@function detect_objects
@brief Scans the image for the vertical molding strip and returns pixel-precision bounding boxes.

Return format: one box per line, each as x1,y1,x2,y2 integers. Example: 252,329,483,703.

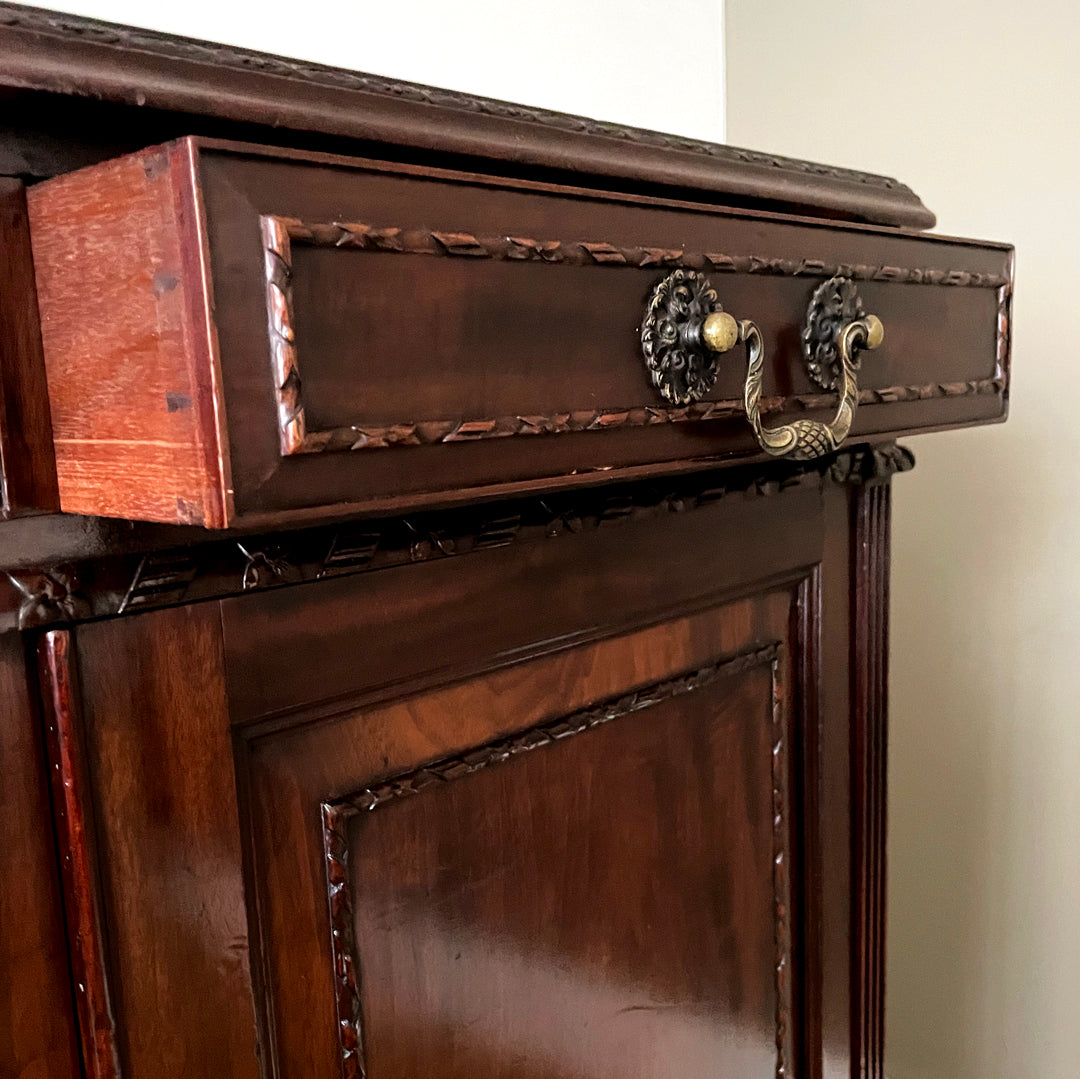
796,566,825,1079
38,630,121,1079
851,481,891,1079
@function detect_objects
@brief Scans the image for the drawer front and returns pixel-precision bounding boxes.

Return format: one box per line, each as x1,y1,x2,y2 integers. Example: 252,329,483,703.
28,138,1012,527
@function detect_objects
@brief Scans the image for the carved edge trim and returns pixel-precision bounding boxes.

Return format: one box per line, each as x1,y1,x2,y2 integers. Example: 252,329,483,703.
280,218,1008,285
38,631,122,1079
295,379,1003,454
1,446,914,631
0,3,914,198
261,215,1008,456
828,443,915,486
6,564,89,629
771,653,792,1079
997,280,1013,392
262,216,306,454
321,640,787,1079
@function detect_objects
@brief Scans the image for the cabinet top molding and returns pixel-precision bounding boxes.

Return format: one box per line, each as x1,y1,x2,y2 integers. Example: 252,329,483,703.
0,2,934,228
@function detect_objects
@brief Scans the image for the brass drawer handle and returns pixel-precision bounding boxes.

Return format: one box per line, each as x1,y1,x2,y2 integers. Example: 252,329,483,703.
641,272,883,460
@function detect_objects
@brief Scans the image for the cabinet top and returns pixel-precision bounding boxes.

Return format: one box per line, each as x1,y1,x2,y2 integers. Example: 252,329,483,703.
0,2,934,229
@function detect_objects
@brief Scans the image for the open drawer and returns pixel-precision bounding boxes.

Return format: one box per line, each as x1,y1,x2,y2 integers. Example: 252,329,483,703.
27,137,1012,527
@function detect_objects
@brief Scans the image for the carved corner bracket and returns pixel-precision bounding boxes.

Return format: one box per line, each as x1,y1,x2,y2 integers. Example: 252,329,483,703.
5,565,89,629
828,443,915,485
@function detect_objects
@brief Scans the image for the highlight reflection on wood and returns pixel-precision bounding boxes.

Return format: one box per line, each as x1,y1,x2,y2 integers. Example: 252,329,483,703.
324,643,789,1078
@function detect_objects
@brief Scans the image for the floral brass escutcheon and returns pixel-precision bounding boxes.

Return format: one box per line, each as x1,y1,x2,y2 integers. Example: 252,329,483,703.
641,269,727,406
803,275,868,390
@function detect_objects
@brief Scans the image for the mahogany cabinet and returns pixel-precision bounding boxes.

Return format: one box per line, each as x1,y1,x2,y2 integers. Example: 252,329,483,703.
0,7,1011,1079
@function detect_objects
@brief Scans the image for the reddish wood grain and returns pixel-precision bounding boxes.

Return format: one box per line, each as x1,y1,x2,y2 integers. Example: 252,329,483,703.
27,139,231,526
70,604,262,1078
37,629,119,1079
0,177,59,517
0,631,80,1079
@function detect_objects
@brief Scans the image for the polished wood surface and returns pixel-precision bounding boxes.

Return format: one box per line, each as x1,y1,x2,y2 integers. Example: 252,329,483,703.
37,631,119,1079
67,606,260,1078
0,3,934,229
0,630,79,1079
28,137,1009,526
273,599,793,1077
0,177,59,518
36,458,838,1077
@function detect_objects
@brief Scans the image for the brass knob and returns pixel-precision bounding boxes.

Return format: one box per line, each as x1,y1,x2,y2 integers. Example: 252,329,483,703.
701,311,741,354
863,313,885,351
641,270,741,406
640,270,883,460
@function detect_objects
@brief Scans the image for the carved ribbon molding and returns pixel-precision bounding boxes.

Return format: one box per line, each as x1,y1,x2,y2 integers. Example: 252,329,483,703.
260,215,1010,456
0,446,915,632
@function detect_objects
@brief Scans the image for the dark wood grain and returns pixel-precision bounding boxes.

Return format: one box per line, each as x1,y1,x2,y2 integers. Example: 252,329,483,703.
0,630,80,1079
245,589,801,1077
0,11,1012,1079
221,466,824,726
817,483,855,1077
0,453,827,631
0,177,59,517
8,442,920,1078
267,213,1005,456
851,480,892,1079
70,605,261,1078
0,2,935,229
325,643,786,1079
27,136,1010,527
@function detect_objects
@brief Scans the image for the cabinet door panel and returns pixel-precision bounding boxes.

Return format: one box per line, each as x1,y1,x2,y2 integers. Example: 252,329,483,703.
338,656,782,1079
54,472,832,1079
245,591,801,1078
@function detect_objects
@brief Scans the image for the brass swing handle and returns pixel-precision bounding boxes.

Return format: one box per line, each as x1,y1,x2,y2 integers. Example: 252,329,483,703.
640,271,883,462
738,314,883,461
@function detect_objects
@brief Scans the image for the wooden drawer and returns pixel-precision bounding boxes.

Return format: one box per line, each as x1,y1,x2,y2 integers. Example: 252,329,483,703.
27,137,1012,527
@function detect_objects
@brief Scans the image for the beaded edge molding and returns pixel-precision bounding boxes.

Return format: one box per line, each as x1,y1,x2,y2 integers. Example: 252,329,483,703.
321,640,791,1079
261,216,1010,456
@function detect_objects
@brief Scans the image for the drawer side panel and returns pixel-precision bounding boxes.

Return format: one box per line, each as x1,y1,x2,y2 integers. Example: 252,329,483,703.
28,140,230,526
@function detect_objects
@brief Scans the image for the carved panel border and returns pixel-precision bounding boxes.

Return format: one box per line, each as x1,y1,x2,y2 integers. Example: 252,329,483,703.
261,215,1009,456
321,640,791,1079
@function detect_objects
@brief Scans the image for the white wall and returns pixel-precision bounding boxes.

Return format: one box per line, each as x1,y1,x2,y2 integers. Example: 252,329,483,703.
727,3,1080,1078
16,0,725,143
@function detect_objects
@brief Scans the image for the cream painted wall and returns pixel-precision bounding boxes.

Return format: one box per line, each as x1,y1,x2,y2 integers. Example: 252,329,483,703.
14,0,725,142
727,3,1080,1078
